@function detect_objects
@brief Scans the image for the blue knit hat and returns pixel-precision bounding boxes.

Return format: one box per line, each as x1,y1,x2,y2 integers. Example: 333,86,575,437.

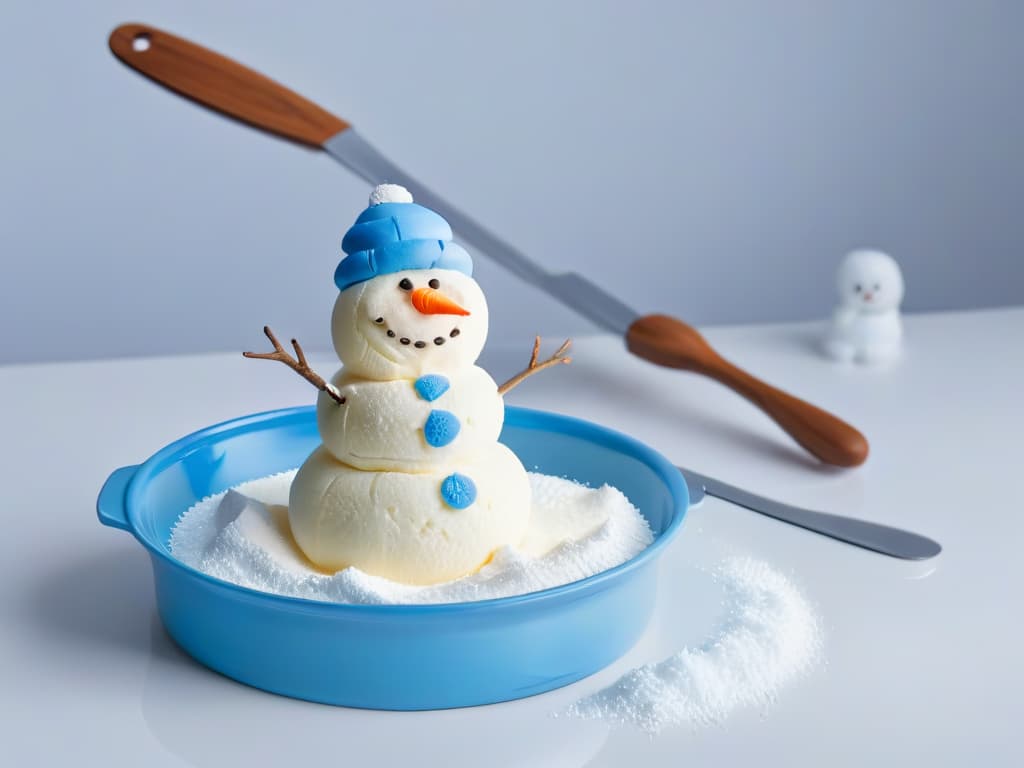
334,184,473,292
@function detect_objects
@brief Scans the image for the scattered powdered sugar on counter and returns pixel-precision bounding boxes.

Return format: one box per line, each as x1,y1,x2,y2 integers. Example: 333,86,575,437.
567,557,822,733
169,470,653,605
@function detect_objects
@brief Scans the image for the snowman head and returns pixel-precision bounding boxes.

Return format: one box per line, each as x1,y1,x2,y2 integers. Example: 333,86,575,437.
330,185,488,379
837,249,904,313
332,268,488,379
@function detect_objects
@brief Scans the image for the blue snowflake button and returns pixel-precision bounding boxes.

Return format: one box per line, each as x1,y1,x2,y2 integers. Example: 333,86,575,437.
414,374,450,402
441,473,477,510
423,409,460,447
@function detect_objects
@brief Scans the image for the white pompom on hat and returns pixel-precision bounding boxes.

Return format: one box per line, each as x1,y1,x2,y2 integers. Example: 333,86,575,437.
368,183,414,206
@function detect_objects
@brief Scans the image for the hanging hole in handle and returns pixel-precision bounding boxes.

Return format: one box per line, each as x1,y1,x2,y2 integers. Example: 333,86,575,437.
132,33,151,52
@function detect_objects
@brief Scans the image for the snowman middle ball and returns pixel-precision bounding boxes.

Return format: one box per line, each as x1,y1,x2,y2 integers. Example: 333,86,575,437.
316,364,505,473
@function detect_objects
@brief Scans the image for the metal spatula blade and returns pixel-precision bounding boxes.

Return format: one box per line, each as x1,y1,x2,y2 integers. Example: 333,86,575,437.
679,467,942,560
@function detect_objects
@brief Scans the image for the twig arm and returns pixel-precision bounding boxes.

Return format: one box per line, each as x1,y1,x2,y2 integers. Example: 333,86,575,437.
497,336,572,395
243,326,346,405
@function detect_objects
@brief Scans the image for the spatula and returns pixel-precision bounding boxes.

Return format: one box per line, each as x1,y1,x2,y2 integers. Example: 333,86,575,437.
680,467,942,559
108,22,869,468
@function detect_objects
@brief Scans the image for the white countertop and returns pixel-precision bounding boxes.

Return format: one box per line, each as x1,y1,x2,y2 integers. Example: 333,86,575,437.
2,307,1022,766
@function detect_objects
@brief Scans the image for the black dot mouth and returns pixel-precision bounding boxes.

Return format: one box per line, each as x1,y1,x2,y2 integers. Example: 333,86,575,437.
375,317,460,350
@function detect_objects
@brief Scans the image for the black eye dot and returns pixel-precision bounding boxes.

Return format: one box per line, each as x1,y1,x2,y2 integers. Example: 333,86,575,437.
854,284,862,293
414,340,426,348
399,278,413,291
434,337,445,345
874,283,881,291
387,330,396,337
450,328,460,338
374,317,384,324
400,337,410,345
428,278,440,289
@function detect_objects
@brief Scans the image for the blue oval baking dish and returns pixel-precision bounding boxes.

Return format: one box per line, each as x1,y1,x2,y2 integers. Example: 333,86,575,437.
97,405,688,710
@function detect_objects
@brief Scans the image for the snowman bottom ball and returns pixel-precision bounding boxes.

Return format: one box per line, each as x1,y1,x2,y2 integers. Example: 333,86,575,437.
288,443,532,585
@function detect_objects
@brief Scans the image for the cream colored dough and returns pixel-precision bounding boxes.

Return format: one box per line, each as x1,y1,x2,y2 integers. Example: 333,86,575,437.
316,365,504,472
288,443,531,585
331,268,489,380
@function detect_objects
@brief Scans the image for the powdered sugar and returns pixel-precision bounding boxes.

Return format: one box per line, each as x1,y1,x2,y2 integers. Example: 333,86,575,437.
169,470,654,605
567,556,822,733
169,475,818,727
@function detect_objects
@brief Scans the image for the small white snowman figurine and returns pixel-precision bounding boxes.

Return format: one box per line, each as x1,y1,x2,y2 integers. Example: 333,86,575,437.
824,249,904,364
244,184,570,585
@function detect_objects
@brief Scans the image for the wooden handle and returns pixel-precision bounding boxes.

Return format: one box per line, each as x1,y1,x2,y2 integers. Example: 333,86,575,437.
627,314,869,467
109,23,349,147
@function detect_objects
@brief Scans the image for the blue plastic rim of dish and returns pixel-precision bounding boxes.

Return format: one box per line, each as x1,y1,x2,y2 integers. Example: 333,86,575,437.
96,405,689,710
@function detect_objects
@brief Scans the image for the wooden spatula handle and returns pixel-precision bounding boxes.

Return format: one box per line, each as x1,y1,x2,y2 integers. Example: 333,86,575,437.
108,23,348,147
627,314,869,467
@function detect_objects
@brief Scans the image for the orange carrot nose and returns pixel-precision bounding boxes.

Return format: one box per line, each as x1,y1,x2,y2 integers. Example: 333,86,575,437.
410,287,470,316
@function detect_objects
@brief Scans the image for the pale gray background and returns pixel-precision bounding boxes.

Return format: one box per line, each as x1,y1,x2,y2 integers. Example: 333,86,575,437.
2,0,1022,364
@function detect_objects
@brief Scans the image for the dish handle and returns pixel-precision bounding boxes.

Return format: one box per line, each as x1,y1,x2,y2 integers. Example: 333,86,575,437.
97,465,140,532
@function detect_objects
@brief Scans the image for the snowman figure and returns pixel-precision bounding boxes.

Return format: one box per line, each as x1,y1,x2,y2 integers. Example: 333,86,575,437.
824,249,905,364
244,184,570,585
